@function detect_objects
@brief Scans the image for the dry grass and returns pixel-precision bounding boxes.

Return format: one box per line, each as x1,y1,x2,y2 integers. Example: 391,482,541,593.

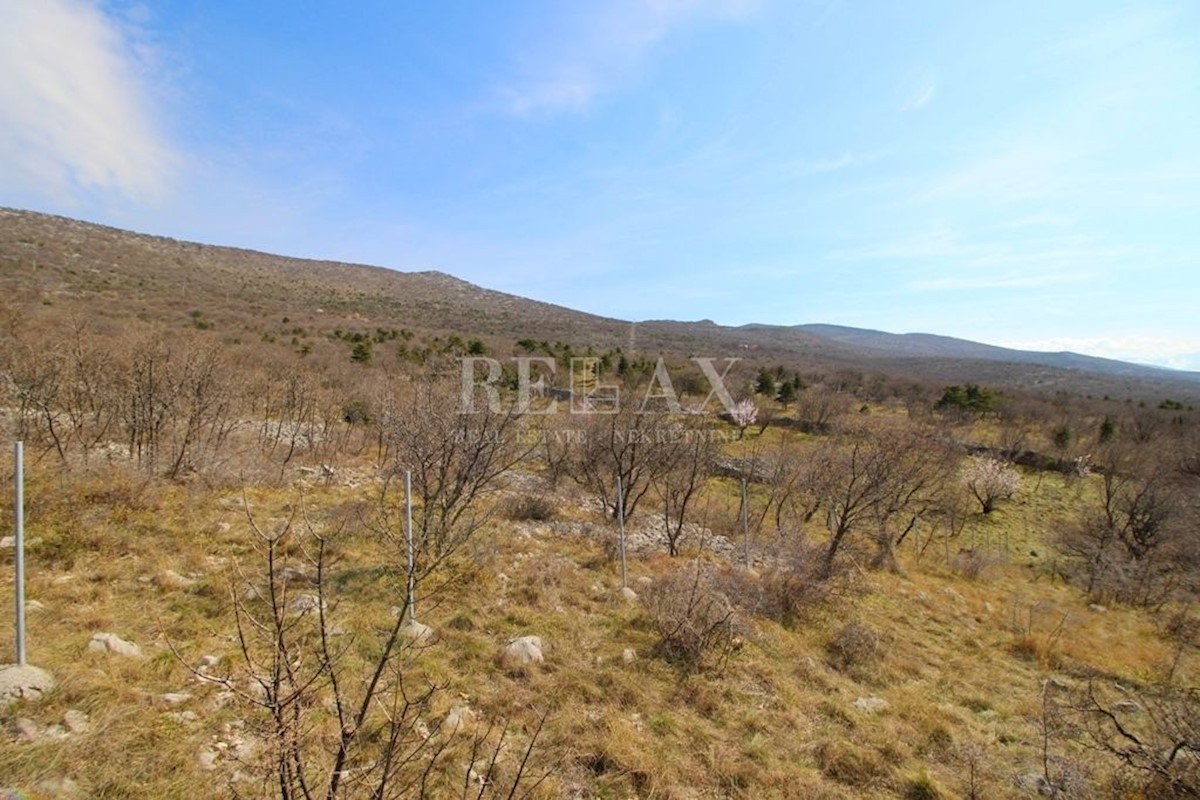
0,440,1196,799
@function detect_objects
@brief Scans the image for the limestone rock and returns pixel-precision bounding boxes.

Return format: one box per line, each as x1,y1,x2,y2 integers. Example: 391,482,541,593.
853,696,890,715
63,709,89,734
198,747,218,770
15,717,40,740
400,619,434,644
0,663,56,707
88,632,142,658
288,593,324,615
443,704,475,733
35,776,82,798
157,570,198,589
502,636,544,667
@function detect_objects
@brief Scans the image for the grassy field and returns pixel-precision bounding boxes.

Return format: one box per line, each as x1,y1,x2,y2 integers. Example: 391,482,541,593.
1,440,1191,799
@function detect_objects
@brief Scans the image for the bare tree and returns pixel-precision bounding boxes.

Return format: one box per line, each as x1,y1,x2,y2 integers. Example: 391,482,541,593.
1070,680,1200,799
1058,443,1193,607
652,418,719,555
376,380,532,577
571,404,680,521
809,421,955,575
795,385,846,434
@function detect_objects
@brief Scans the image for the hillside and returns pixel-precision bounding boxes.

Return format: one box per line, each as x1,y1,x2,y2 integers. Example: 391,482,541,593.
3,207,1197,403
2,208,1199,798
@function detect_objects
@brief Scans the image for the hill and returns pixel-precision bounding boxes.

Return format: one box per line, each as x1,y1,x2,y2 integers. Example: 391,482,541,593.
3,207,1197,403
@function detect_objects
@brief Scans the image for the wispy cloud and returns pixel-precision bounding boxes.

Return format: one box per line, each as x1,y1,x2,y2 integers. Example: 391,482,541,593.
910,272,1093,291
903,77,936,111
493,0,758,116
832,223,1137,273
780,150,886,177
0,0,177,204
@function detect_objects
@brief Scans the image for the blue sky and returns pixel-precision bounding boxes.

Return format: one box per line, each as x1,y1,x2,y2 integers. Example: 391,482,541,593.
3,1,1199,369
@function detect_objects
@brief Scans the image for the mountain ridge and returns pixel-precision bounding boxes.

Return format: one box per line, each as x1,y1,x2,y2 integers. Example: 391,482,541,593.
2,207,1197,399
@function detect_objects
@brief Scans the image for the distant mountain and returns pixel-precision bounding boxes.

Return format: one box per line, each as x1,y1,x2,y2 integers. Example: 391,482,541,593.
2,207,1197,401
789,324,1200,383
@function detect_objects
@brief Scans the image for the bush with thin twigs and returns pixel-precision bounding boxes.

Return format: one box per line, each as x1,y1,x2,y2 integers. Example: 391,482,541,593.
505,493,557,522
827,621,883,679
642,561,744,674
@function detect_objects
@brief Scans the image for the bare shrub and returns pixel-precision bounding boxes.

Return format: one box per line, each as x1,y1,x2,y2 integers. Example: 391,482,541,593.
756,537,841,624
826,621,882,677
815,740,890,789
950,548,998,581
178,496,553,798
642,561,743,674
505,493,557,522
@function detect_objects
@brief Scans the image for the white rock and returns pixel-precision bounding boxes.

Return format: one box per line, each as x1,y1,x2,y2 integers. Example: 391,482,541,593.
503,636,544,667
622,648,636,664
63,709,89,734
88,632,142,658
158,570,198,589
0,663,56,706
198,748,218,770
400,619,434,644
853,696,890,715
15,717,41,740
288,593,324,615
0,536,13,548
161,692,192,706
35,777,82,798
618,586,638,602
444,704,475,732
232,737,257,761
199,654,222,669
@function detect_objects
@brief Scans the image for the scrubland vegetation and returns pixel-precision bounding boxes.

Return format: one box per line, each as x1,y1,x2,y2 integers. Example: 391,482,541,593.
2,213,1200,798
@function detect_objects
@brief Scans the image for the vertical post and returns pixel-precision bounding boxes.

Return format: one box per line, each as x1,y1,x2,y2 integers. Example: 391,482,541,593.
616,475,627,589
404,469,415,623
740,477,750,568
14,441,26,666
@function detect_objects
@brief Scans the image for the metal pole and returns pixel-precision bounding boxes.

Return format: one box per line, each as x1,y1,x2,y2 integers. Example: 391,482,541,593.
404,469,415,623
740,477,750,568
15,441,26,666
617,475,627,588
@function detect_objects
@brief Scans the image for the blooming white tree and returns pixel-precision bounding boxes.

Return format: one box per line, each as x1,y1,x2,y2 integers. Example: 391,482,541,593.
730,399,758,440
962,456,1020,514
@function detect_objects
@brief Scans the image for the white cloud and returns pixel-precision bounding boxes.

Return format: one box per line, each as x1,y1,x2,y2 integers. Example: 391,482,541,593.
494,0,758,116
0,0,175,204
995,335,1200,372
